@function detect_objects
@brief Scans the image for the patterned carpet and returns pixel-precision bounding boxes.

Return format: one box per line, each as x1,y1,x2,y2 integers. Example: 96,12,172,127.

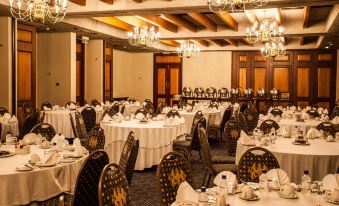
129,142,227,206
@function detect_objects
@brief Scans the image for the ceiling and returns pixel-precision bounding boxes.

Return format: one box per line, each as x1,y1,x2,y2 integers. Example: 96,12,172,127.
0,0,339,52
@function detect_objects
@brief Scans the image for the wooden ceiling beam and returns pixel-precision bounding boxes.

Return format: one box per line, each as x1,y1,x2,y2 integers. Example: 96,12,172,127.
274,8,283,25
210,39,228,47
244,10,258,24
225,38,238,47
216,11,238,31
116,16,159,31
138,15,178,33
241,38,253,46
69,0,86,6
188,13,217,32
303,6,311,28
100,0,113,4
92,17,134,31
193,39,210,47
132,0,142,3
162,14,197,33
161,40,180,47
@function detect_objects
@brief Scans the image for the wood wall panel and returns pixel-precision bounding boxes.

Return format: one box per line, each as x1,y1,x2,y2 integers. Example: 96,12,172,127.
170,68,179,95
297,68,310,97
105,63,111,91
317,68,331,98
297,54,311,62
17,30,32,43
17,52,32,101
318,54,332,61
254,68,266,94
239,68,247,91
273,67,289,92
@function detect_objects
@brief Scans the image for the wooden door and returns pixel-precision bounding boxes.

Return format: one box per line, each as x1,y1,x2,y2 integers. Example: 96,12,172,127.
16,24,36,124
76,41,85,105
153,54,182,107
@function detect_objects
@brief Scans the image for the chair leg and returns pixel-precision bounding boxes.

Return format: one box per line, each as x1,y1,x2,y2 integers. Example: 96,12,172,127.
201,170,208,187
206,173,212,188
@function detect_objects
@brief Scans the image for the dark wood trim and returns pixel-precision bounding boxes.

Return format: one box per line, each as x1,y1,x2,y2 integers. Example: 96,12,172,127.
103,41,114,101
11,18,16,115
76,40,85,105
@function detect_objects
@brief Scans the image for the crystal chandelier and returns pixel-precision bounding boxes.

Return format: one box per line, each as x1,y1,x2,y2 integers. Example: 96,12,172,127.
246,15,284,45
9,0,67,23
207,0,268,13
177,42,200,58
260,41,286,58
127,26,160,47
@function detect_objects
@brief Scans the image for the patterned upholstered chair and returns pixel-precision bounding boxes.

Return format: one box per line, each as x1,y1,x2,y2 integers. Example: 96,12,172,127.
208,101,218,110
39,111,45,123
156,101,167,115
234,112,248,133
103,106,119,118
30,123,56,141
237,147,280,183
69,113,79,138
19,113,39,139
244,106,259,133
223,120,241,159
73,150,109,206
259,119,280,135
144,99,152,103
91,99,101,107
98,163,130,206
156,152,192,206
307,109,320,118
219,106,233,138
120,105,126,116
128,98,136,103
0,107,8,116
166,109,181,118
206,113,221,142
316,122,336,136
65,101,77,108
144,101,155,117
264,103,272,115
240,101,251,114
75,112,88,146
270,108,283,117
40,102,52,111
22,102,34,118
134,108,148,116
119,132,139,185
86,126,105,153
81,107,96,133
111,104,120,114
198,124,237,187
330,106,339,120
310,104,319,109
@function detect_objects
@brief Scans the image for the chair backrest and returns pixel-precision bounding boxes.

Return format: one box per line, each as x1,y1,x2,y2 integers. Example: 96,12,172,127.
111,104,120,114
91,99,101,107
234,112,248,133
197,123,213,173
39,111,45,123
40,102,52,111
237,147,280,183
128,98,136,103
0,107,9,116
98,163,130,206
189,111,204,136
208,101,218,110
73,150,109,206
244,106,259,133
220,105,233,134
166,109,181,118
69,113,79,138
30,123,56,141
81,107,97,133
144,102,155,116
330,106,339,120
103,106,119,118
65,101,76,107
307,109,320,118
124,140,139,185
86,126,105,153
310,104,319,109
223,119,240,156
259,119,280,135
156,152,192,206
270,108,283,117
120,105,126,115
134,108,148,116
264,103,272,115
316,122,335,136
75,112,88,146
157,101,166,115
20,113,39,139
119,131,136,170
240,102,250,114
190,117,207,151
22,102,34,117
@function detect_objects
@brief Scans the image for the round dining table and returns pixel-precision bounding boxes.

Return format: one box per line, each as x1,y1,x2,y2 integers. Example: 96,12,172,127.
1,121,19,142
179,109,221,133
236,137,339,183
100,119,185,170
276,118,322,136
0,145,86,205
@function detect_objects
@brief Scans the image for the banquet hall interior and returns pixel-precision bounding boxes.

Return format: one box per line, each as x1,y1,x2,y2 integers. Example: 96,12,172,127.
0,0,339,205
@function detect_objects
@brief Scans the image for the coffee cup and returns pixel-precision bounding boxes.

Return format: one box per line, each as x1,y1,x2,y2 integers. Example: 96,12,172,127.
330,188,339,202
30,154,40,164
327,135,335,142
280,184,295,197
241,185,254,199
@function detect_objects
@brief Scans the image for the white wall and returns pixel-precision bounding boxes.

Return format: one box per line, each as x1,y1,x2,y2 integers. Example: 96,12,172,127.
183,51,232,89
0,17,12,112
37,32,76,106
85,40,103,101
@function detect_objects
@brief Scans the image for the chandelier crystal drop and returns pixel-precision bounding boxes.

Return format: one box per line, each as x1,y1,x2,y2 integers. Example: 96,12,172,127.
127,26,160,47
260,41,286,58
246,18,284,45
9,0,67,23
207,0,268,13
177,42,200,58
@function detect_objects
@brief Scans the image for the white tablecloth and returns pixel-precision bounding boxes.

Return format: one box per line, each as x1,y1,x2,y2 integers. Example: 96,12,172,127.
236,138,339,183
277,119,322,136
100,119,185,170
179,110,221,133
0,145,86,205
1,122,19,142
44,109,103,137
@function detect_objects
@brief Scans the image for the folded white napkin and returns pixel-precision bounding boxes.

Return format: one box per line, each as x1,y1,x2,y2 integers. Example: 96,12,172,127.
332,117,339,124
280,127,289,137
306,128,322,139
301,113,309,120
41,152,57,166
324,109,329,114
185,105,193,111
135,102,141,106
102,114,113,122
306,106,311,111
175,181,198,204
174,116,180,123
322,174,338,191
135,113,145,120
73,138,82,147
291,106,296,111
52,105,60,110
240,130,253,145
51,133,65,144
267,169,290,186
43,106,51,111
212,107,218,112
94,105,103,112
179,117,185,124
69,104,76,109
3,113,11,120
101,102,106,106
233,103,240,112
9,115,18,123
23,133,39,145
214,171,237,187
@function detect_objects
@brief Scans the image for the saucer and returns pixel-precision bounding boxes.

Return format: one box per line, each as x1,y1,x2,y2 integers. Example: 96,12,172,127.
278,191,298,199
0,151,15,158
239,194,259,201
60,158,75,163
36,162,57,167
324,195,339,205
292,141,310,145
16,165,33,172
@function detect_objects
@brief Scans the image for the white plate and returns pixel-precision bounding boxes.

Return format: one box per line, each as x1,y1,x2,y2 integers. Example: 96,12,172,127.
324,195,339,205
60,158,75,163
292,142,310,145
172,201,198,206
278,191,298,199
36,163,57,167
239,194,260,201
0,152,15,158
16,165,33,172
